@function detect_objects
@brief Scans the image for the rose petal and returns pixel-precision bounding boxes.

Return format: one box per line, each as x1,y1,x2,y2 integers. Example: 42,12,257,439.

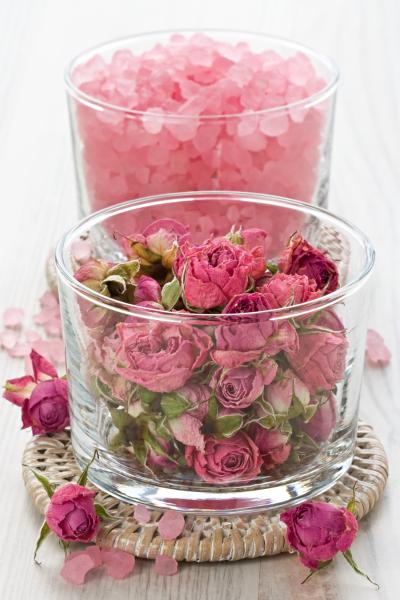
154,555,178,576
64,546,103,569
47,338,66,364
40,291,59,310
72,239,92,263
101,548,135,579
366,329,391,367
44,317,62,337
60,553,97,585
34,309,53,325
169,414,205,451
134,504,151,524
0,329,19,350
157,510,185,540
25,330,41,343
9,341,32,357
3,307,24,328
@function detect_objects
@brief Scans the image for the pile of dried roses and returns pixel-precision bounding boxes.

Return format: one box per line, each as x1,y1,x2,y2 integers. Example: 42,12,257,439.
74,219,346,484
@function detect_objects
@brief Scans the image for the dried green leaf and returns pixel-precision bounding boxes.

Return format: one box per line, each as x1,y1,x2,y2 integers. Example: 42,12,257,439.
77,449,99,487
95,503,113,520
161,277,181,310
214,414,243,437
34,521,51,564
161,393,190,419
23,467,54,499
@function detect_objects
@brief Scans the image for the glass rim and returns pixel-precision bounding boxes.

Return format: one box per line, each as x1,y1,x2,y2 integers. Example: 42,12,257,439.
64,28,339,121
55,191,375,323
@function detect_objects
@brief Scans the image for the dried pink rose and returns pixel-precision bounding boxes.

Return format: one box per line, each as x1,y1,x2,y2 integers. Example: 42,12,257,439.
46,483,99,543
302,393,336,442
175,238,254,309
134,275,161,304
278,233,339,294
266,369,310,413
185,433,262,484
110,320,212,392
211,365,264,410
281,501,358,569
259,272,321,308
142,218,190,257
223,292,271,314
249,426,291,470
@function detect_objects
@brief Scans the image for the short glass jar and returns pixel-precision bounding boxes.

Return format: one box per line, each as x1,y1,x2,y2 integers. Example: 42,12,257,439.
65,30,338,231
55,192,374,514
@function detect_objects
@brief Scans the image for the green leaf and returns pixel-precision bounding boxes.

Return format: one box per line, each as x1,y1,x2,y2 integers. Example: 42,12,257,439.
109,432,124,450
267,262,278,274
107,260,141,280
93,377,121,407
109,406,133,431
102,274,127,295
23,467,54,499
95,503,113,520
288,396,305,419
302,403,319,423
161,276,181,310
214,414,243,437
138,386,158,412
257,415,277,429
342,550,379,589
59,539,70,555
161,393,190,419
207,395,218,420
77,449,98,487
34,521,51,564
131,441,148,466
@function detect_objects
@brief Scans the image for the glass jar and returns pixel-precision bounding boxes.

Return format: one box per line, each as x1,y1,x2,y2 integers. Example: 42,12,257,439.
55,192,374,514
65,30,338,232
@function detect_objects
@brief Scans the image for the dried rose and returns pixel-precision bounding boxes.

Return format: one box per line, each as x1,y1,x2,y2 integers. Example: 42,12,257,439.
46,483,99,543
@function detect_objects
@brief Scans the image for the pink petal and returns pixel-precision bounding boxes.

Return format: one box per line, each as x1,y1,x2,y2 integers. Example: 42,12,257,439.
44,317,62,337
3,307,24,328
154,555,178,576
47,338,65,364
0,329,18,350
169,414,204,451
40,291,59,310
157,510,185,540
30,348,58,380
25,330,41,343
134,504,151,524
366,329,391,367
9,341,32,357
60,553,97,585
34,309,53,326
65,546,103,568
101,548,135,580
72,239,92,263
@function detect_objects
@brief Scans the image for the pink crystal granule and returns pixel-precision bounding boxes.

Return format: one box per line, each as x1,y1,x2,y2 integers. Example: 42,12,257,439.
71,34,332,241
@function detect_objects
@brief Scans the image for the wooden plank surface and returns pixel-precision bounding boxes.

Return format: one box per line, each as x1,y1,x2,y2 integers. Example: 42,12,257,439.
0,1,398,598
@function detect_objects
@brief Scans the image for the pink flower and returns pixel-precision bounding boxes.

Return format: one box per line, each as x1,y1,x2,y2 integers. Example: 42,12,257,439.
3,350,69,434
278,233,339,294
134,275,161,303
110,320,212,392
259,273,321,308
185,433,262,484
280,501,358,569
266,369,310,413
175,238,254,309
212,318,297,368
22,379,69,435
173,383,211,420
302,393,336,441
241,228,268,251
249,426,291,470
287,316,347,393
223,292,271,314
74,259,110,330
46,483,99,543
210,366,264,410
143,218,190,256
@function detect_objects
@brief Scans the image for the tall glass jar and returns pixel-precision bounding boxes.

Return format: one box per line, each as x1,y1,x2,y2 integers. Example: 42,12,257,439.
65,30,338,233
55,192,374,514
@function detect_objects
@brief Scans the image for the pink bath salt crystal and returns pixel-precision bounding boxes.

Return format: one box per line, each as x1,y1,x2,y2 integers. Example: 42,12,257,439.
0,329,18,350
259,113,289,136
61,553,97,585
101,548,135,579
238,130,267,152
72,239,92,263
134,504,151,524
227,63,253,86
193,123,220,153
3,307,24,328
9,341,31,358
165,118,198,142
366,329,391,367
157,511,185,541
154,555,178,576
142,108,164,134
237,117,258,137
287,52,315,86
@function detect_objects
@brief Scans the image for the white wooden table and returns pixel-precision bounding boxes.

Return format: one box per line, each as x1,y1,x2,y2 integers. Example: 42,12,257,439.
0,1,398,598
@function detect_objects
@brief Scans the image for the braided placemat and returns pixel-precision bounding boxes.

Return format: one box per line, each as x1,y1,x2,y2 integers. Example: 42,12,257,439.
22,421,388,562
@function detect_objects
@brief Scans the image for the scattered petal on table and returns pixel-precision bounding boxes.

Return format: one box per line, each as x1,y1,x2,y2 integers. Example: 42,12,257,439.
0,329,19,350
25,329,41,343
39,291,59,310
154,555,178,576
3,307,24,328
9,341,32,357
60,553,97,585
134,504,151,524
43,316,62,337
366,329,391,367
101,548,135,579
158,510,185,540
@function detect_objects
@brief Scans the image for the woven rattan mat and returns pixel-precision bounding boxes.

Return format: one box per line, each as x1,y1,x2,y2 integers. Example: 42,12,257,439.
22,422,388,562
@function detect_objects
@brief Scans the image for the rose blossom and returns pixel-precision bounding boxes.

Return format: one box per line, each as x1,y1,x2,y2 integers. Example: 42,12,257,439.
210,366,264,410
110,320,212,392
287,317,347,393
3,350,69,434
223,292,271,314
46,483,99,543
266,369,310,413
174,383,211,420
134,275,161,303
249,426,291,470
280,501,358,569
278,233,339,294
258,273,321,308
185,433,262,484
302,393,336,441
174,238,254,309
142,218,190,256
